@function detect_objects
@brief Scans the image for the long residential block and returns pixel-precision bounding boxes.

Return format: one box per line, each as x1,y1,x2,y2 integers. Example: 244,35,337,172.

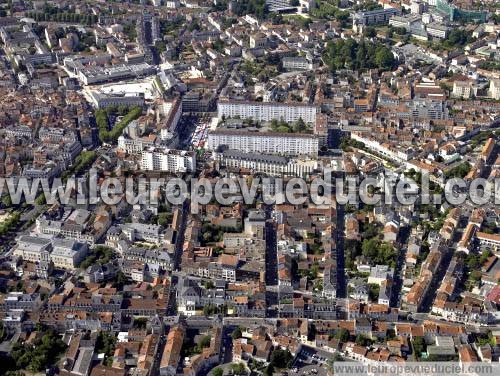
217,100,317,124
208,129,319,156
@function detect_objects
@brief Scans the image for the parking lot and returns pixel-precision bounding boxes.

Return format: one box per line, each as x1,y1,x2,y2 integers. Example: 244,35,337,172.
290,345,332,374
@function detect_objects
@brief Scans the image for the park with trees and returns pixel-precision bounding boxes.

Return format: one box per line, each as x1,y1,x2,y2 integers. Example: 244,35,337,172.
323,39,396,72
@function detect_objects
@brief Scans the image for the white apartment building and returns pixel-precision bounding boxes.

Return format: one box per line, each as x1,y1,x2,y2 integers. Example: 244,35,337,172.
411,0,425,14
166,0,180,8
141,147,196,172
217,100,317,124
489,79,500,100
121,223,164,244
118,135,156,154
426,23,450,39
208,130,319,156
160,98,182,131
282,57,315,71
266,0,296,13
452,81,472,99
408,99,448,120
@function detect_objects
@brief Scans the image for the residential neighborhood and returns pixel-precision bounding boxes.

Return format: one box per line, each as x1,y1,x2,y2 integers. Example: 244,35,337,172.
0,0,499,375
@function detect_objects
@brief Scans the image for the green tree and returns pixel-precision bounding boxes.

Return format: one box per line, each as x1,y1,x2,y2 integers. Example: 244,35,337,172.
203,304,218,316
335,328,350,342
96,331,117,366
364,27,377,38
292,117,307,133
270,348,293,368
263,364,274,376
367,283,380,302
412,337,426,357
199,335,212,348
231,362,246,375
374,47,394,69
1,195,12,207
10,330,66,372
231,327,243,340
213,368,224,376
133,317,148,329
112,271,130,289
445,162,471,179
355,334,372,346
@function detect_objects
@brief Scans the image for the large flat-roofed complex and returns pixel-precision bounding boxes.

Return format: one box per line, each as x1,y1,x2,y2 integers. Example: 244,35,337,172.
74,62,156,85
217,100,317,124
353,7,401,27
87,90,145,109
207,129,319,156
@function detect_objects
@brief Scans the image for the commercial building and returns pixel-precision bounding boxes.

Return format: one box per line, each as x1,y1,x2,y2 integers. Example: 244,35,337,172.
87,91,145,109
435,0,486,23
208,129,319,156
38,127,78,144
182,91,216,112
353,8,401,28
388,15,421,30
217,100,317,124
76,63,156,85
425,23,450,39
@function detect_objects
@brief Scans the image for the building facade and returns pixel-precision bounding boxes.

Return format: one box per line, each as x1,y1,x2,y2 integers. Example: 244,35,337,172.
217,100,317,124
215,149,318,176
141,147,196,172
208,130,319,156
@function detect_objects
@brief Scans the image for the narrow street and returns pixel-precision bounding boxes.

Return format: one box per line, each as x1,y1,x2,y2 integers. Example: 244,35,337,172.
335,172,347,298
264,204,278,316
419,246,453,312
390,226,411,308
